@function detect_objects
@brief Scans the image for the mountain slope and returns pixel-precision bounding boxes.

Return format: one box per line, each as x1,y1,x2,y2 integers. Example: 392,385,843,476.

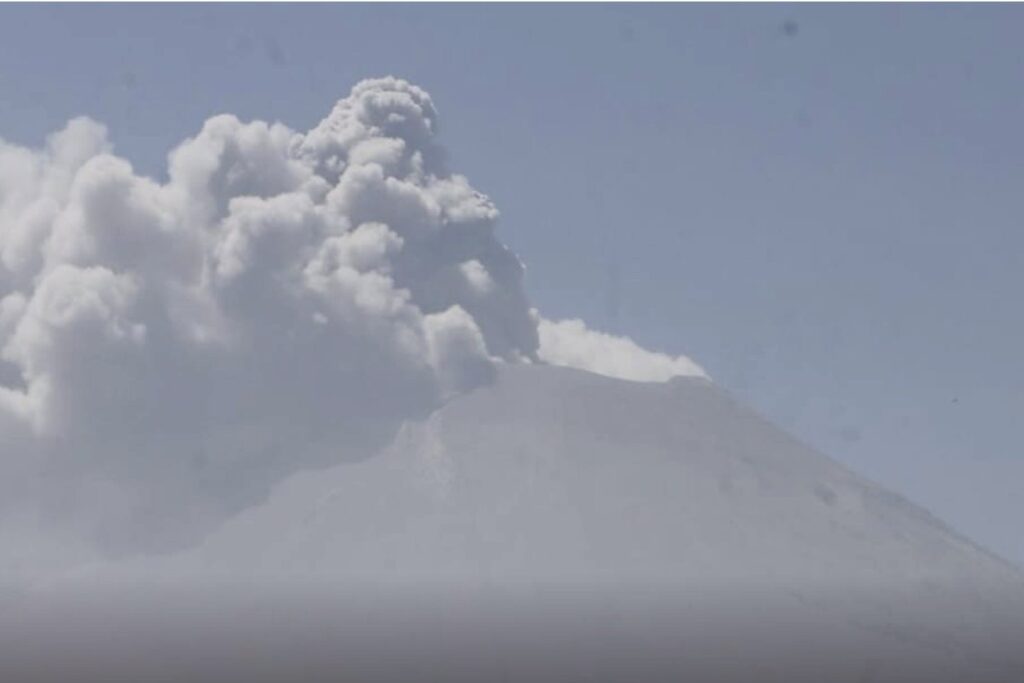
186,363,1017,584
10,363,1023,683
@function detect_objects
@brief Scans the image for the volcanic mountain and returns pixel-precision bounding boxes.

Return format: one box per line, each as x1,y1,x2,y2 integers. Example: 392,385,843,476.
6,363,1023,683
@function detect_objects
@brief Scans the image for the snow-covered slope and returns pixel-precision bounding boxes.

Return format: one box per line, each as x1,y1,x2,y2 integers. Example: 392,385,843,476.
182,363,1017,585
7,364,1024,682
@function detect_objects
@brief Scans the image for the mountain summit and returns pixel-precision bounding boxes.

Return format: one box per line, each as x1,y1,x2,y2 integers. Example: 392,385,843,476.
184,364,1015,584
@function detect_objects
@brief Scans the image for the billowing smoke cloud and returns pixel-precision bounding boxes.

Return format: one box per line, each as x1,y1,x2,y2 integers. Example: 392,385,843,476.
537,317,705,383
0,78,538,568
0,77,702,580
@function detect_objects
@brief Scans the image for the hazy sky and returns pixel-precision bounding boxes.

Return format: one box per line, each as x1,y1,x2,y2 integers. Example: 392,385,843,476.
1,4,1021,565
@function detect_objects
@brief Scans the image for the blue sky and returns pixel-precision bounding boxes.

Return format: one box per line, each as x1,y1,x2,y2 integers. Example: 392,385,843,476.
1,4,1022,564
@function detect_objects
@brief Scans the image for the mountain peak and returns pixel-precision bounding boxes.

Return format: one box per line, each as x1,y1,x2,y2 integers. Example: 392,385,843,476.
13,363,1024,682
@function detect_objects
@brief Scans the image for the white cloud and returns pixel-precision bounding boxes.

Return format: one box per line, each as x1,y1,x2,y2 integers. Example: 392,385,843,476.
537,317,707,383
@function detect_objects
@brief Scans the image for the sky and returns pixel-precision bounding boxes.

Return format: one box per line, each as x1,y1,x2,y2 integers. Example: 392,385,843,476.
0,4,1021,566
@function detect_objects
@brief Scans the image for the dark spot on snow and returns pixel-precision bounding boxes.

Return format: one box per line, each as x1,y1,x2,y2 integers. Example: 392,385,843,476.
815,483,837,506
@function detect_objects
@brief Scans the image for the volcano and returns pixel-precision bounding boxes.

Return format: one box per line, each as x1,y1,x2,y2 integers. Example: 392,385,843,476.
5,363,1023,683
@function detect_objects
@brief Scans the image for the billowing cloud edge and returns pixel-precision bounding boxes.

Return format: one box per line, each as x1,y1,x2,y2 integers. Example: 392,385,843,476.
536,315,707,383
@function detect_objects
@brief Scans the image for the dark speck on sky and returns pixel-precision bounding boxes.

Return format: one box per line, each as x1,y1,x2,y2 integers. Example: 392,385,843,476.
265,35,286,66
